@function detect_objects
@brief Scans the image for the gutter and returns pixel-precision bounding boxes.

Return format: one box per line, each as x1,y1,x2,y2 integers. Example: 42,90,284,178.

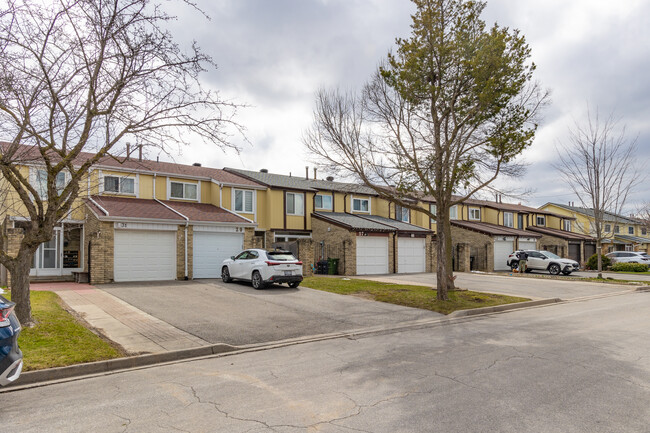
155,199,189,280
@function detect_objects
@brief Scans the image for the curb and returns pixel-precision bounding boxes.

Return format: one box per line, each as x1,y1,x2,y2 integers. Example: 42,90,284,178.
2,297,566,390
636,286,650,292
448,298,562,317
5,343,237,389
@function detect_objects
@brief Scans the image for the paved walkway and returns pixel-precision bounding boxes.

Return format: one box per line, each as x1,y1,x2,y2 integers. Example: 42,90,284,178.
31,282,209,354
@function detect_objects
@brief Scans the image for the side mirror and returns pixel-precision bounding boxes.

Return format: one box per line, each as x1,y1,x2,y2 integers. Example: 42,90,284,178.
230,256,235,260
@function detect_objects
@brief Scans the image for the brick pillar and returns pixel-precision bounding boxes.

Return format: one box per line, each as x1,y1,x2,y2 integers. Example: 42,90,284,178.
89,221,114,284
345,237,356,276
5,228,25,286
457,243,471,272
243,227,255,249
389,234,396,274
298,238,314,276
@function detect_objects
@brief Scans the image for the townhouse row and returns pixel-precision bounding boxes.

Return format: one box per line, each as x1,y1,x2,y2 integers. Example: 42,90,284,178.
1,147,648,285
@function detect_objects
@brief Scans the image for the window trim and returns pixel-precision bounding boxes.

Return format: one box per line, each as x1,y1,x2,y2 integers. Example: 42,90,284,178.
536,215,546,226
468,207,481,221
32,167,67,199
351,196,370,214
233,188,255,214
430,204,437,223
614,225,620,234
286,192,305,216
449,205,458,220
102,174,137,196
314,193,333,211
395,205,410,223
628,226,634,235
563,219,571,231
642,227,647,236
168,180,199,201
604,224,611,233
503,212,514,228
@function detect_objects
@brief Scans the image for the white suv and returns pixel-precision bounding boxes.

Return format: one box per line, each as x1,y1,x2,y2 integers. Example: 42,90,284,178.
606,251,650,264
221,249,303,289
506,250,580,275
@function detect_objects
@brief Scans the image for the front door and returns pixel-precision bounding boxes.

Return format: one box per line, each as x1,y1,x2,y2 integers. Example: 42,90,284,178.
32,228,61,276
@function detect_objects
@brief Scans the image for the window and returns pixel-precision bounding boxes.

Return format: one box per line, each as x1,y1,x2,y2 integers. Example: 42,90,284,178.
628,226,634,235
449,205,458,220
536,215,545,226
614,225,620,234
234,189,254,213
34,169,65,198
605,224,611,233
564,220,571,231
352,197,369,213
315,194,333,210
170,181,197,200
286,192,304,216
469,207,481,221
395,205,410,223
430,204,437,222
642,228,647,236
103,175,135,194
503,212,514,228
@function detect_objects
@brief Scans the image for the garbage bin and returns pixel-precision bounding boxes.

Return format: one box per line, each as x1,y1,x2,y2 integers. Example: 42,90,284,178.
317,260,329,274
327,258,340,275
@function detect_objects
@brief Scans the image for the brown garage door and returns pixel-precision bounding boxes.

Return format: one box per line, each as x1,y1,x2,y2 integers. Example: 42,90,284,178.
584,243,596,260
569,243,580,262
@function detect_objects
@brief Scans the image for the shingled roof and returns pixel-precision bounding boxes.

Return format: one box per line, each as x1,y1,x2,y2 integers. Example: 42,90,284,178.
451,220,541,238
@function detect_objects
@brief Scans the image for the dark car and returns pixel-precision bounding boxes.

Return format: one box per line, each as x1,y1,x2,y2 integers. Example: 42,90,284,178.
0,294,23,386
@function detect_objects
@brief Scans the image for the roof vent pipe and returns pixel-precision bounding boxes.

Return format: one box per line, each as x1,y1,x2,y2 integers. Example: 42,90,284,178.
326,176,334,181
305,166,309,180
138,145,143,161
313,167,317,180
192,162,201,167
126,142,130,160
260,168,268,173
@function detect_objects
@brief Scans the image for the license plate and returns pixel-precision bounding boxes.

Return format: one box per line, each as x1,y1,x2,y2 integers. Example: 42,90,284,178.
284,270,292,276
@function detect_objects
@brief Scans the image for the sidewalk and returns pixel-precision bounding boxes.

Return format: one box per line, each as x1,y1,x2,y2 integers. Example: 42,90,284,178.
31,282,209,354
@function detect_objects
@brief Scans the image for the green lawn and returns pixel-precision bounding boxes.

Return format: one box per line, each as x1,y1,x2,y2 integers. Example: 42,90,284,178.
5,290,124,371
301,276,529,315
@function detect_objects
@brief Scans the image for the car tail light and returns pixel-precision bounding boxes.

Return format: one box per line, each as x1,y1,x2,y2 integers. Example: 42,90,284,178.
0,303,15,324
265,261,302,266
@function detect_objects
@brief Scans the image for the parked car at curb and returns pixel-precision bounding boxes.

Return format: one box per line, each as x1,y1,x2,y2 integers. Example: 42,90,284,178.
221,249,303,289
506,250,580,275
606,251,650,264
0,294,23,387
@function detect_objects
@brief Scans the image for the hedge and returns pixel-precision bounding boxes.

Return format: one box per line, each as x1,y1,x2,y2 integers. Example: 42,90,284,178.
586,254,611,270
610,262,649,272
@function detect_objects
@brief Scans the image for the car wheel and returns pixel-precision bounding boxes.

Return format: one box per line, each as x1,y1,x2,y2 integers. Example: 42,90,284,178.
221,267,232,283
549,264,561,275
251,271,265,290
288,282,300,288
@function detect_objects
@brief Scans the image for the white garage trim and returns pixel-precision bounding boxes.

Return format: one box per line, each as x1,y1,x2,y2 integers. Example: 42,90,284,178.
193,231,244,279
113,221,178,231
397,237,426,273
114,230,177,282
518,239,537,251
356,236,389,275
493,237,515,271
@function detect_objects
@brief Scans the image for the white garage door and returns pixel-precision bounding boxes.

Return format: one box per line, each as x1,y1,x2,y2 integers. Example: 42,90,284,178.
114,230,177,282
519,240,537,251
193,232,244,279
356,236,389,275
397,237,426,273
493,238,514,271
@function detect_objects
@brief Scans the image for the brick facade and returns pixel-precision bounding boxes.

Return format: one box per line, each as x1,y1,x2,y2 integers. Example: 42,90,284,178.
450,226,494,272
2,227,25,286
538,234,568,258
311,217,356,276
85,210,115,284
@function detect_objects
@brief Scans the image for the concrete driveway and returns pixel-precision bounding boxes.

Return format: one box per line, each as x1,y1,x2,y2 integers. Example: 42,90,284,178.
357,272,637,300
101,279,441,346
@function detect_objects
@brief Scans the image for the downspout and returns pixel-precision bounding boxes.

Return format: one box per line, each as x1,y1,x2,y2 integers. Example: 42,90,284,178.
393,231,397,274
155,199,189,280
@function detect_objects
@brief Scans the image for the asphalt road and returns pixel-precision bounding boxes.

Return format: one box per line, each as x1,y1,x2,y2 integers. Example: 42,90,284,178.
101,280,441,345
3,291,648,432
360,272,637,300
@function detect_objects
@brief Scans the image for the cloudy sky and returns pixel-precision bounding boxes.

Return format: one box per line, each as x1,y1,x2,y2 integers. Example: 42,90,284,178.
162,0,650,211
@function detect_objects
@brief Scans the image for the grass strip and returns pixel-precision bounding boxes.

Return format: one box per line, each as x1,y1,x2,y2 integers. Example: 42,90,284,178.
5,290,124,371
301,276,529,315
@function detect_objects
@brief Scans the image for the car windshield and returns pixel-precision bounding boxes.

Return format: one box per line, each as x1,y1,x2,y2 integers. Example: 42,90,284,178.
542,251,561,259
267,251,297,261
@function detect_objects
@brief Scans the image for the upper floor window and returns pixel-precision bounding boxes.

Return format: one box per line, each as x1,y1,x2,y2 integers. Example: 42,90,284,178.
315,194,333,210
352,197,369,213
563,220,571,231
234,189,254,213
536,215,546,226
395,205,410,223
503,212,514,228
605,224,611,233
642,227,648,236
430,204,437,222
33,169,65,199
170,181,197,200
614,225,620,234
628,226,634,235
104,175,135,194
468,207,481,221
286,192,304,216
449,205,458,220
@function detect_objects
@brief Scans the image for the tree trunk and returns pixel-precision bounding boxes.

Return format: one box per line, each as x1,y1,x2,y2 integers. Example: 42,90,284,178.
10,251,33,326
596,240,603,279
435,213,455,301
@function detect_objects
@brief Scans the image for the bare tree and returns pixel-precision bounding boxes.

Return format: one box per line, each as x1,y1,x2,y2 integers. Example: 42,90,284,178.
0,0,243,324
304,0,547,300
555,109,641,277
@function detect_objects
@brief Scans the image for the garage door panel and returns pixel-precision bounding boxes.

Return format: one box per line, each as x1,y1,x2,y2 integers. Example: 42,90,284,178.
193,232,244,279
357,237,389,275
493,239,514,271
519,241,537,251
114,230,176,282
398,237,426,273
